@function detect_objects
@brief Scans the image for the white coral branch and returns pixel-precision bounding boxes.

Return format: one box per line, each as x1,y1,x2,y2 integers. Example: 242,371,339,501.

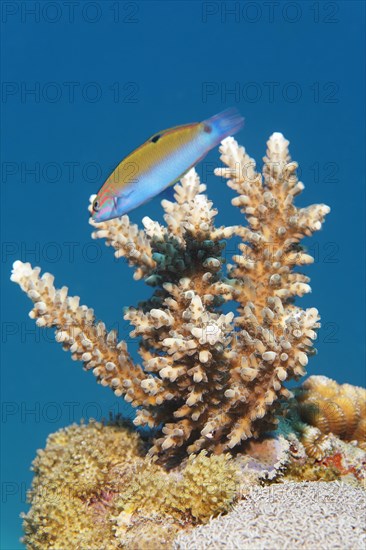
162,169,218,240
10,261,167,408
12,132,331,457
89,196,155,280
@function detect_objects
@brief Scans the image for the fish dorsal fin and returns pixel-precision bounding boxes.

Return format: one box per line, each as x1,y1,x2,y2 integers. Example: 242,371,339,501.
147,122,198,145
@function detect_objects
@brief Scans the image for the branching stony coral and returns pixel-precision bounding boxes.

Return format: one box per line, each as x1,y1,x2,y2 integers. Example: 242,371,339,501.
11,133,330,458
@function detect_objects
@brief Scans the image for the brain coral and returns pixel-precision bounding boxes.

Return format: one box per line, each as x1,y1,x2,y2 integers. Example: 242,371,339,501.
11,133,330,459
296,375,366,449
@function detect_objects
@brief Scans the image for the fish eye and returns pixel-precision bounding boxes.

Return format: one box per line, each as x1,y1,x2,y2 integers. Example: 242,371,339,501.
93,199,100,212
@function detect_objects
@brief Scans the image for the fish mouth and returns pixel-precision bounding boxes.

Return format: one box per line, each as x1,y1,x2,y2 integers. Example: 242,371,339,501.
91,204,118,223
91,210,106,223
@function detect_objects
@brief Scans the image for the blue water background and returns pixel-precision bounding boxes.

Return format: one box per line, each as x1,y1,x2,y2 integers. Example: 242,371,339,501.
1,2,365,547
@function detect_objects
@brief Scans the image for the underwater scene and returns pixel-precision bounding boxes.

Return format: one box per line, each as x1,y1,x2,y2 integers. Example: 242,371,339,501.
1,1,365,549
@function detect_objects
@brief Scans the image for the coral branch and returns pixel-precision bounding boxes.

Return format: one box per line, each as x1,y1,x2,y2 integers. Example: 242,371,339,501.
12,133,330,458
89,196,156,280
10,261,163,407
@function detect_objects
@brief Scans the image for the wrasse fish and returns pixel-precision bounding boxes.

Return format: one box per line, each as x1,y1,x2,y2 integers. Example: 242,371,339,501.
92,108,244,222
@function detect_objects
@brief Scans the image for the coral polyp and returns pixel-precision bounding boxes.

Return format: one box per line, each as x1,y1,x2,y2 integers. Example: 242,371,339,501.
11,134,330,458
298,425,333,460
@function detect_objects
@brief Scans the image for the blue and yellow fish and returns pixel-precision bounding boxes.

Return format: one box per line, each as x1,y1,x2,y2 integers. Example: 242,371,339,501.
92,108,244,222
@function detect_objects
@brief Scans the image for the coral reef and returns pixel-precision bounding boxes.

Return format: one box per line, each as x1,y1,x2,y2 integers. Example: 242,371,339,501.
21,421,241,549
21,421,142,550
274,404,366,482
13,130,366,549
284,434,366,484
21,417,366,549
296,375,366,449
173,481,366,549
235,433,293,481
115,450,239,525
11,133,330,459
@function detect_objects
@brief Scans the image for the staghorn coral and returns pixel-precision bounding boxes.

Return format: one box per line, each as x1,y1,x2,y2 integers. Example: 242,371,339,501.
296,375,366,449
11,133,330,458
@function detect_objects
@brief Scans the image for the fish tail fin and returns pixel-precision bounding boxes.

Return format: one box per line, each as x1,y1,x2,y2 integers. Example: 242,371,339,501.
203,108,244,145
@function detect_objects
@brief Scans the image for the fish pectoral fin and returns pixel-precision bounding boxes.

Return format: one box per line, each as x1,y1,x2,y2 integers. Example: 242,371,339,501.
112,188,136,212
116,188,135,207
124,187,136,198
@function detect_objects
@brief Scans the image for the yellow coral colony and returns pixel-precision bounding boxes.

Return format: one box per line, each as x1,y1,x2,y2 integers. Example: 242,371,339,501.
21,421,240,549
22,422,143,550
11,133,330,458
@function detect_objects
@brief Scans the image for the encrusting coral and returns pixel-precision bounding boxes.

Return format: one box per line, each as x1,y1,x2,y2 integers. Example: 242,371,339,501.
173,481,366,550
115,450,238,524
11,133,331,459
21,419,366,550
21,421,240,549
21,421,141,550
